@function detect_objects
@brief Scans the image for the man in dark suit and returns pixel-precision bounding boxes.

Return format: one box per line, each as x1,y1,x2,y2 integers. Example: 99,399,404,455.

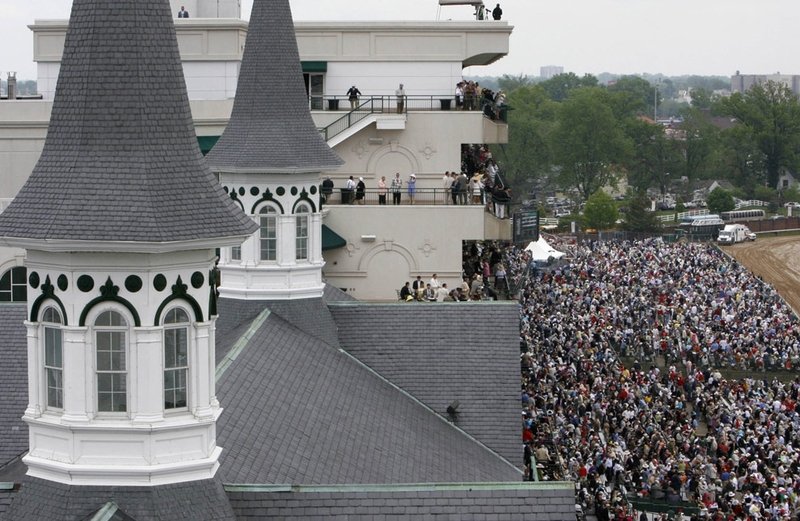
178,6,190,18
492,3,503,20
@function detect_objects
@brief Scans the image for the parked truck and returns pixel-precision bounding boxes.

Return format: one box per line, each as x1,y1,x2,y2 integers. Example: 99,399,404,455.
717,224,754,244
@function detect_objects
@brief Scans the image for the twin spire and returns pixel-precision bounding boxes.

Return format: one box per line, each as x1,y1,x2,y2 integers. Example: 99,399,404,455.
205,0,343,173
0,0,257,246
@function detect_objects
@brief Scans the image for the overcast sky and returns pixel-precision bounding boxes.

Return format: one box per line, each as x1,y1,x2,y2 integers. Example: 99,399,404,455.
1,0,798,81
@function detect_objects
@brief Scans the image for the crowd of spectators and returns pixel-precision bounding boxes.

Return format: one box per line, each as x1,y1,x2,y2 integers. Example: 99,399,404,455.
511,238,800,520
461,144,511,218
454,81,507,120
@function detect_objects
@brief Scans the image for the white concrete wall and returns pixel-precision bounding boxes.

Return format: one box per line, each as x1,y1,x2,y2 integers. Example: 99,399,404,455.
322,205,493,300
325,61,463,99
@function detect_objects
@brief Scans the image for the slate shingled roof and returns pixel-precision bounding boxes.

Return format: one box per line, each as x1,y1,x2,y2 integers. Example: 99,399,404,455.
215,310,520,485
0,485,16,519
0,305,29,468
226,484,577,521
204,0,343,173
330,302,521,465
3,477,235,521
0,0,257,244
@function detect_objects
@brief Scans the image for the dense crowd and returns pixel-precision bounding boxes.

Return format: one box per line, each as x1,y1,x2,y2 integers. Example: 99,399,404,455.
513,238,800,520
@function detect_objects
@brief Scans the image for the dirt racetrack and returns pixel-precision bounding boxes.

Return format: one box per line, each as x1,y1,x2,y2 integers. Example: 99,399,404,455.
726,235,800,316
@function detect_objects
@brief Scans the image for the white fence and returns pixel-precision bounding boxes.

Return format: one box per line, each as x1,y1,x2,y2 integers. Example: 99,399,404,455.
734,199,768,209
657,209,709,223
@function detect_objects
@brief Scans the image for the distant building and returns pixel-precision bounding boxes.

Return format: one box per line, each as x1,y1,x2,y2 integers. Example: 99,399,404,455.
539,65,563,79
731,72,800,96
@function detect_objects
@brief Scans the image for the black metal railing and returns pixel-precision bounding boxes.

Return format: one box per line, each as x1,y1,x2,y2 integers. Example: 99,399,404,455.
320,187,510,217
316,95,509,141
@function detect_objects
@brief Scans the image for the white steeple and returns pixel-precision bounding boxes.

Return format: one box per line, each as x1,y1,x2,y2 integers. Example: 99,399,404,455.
206,0,343,301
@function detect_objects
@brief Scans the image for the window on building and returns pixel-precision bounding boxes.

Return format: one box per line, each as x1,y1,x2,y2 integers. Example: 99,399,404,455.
231,245,241,261
95,310,127,413
163,308,189,410
0,266,27,302
42,307,63,410
259,206,278,261
296,205,309,261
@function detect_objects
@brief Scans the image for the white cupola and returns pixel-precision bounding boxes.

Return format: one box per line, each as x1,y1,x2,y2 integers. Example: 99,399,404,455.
0,0,257,486
205,0,343,301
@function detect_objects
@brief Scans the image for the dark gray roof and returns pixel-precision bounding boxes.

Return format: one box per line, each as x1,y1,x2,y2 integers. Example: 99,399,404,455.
322,284,357,303
0,0,257,244
256,298,340,348
2,477,235,521
0,484,16,519
330,302,521,465
215,310,520,485
0,305,29,468
214,298,272,366
205,0,342,173
226,483,577,520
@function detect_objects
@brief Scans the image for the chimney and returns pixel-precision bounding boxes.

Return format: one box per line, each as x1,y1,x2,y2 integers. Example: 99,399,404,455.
7,72,16,100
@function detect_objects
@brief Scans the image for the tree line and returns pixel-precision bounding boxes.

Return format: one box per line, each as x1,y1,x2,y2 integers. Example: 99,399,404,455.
490,73,800,225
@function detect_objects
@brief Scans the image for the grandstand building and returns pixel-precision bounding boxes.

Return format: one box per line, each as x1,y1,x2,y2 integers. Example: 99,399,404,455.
0,0,575,519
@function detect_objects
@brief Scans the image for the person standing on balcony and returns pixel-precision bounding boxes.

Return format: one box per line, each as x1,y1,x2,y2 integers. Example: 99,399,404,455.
492,3,503,20
442,171,453,204
177,5,190,17
346,85,362,110
355,176,366,204
407,173,417,205
345,175,356,204
391,172,403,205
455,82,465,110
377,175,388,205
458,172,469,205
395,83,406,114
450,172,459,205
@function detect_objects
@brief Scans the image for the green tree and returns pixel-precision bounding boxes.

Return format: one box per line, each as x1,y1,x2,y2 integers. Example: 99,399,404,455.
625,119,683,193
706,187,735,214
551,88,632,201
539,72,598,102
498,74,535,93
678,108,720,181
608,75,657,116
690,88,713,110
583,190,619,230
623,191,661,232
720,81,800,188
491,85,557,190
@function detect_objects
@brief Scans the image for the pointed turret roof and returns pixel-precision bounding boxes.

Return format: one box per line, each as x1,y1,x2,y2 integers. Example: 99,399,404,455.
205,0,343,174
0,0,257,246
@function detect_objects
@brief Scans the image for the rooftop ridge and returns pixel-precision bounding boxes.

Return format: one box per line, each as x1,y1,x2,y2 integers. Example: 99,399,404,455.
224,481,574,493
205,0,342,173
0,0,257,246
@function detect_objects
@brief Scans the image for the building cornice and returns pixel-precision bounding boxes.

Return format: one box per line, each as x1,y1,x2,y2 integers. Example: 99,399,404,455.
0,236,251,253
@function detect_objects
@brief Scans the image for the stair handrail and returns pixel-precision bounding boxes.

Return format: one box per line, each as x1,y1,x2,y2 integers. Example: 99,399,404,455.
319,97,383,142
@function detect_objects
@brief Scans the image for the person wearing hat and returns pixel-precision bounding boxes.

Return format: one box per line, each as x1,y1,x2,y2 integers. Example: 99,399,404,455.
407,173,417,205
355,176,366,204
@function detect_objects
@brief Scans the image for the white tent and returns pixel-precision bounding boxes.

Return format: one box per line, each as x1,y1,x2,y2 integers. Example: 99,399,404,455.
524,236,565,262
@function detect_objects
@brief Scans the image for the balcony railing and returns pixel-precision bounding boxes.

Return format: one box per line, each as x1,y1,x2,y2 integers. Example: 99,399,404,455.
321,187,513,210
317,95,508,143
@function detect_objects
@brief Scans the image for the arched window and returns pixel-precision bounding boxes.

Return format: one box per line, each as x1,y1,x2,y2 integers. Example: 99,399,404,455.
42,307,63,410
95,310,128,413
295,205,309,261
259,206,278,262
163,308,190,410
0,266,27,302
